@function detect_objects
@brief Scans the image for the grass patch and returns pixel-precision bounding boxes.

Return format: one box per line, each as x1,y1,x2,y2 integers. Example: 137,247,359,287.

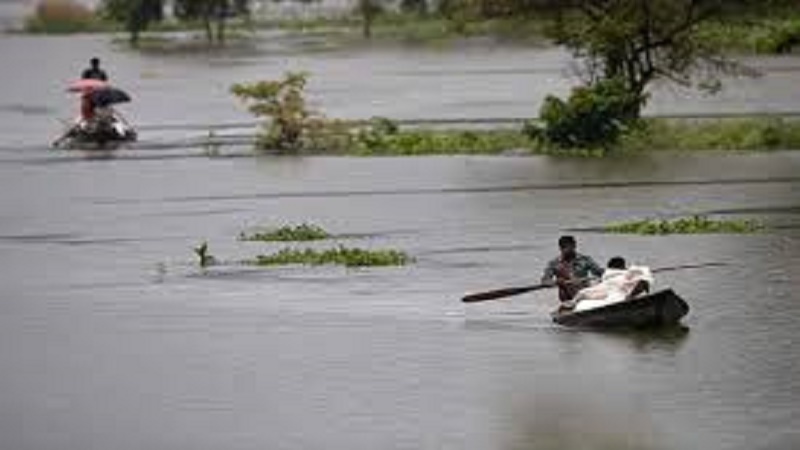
251,246,412,267
605,216,764,235
240,224,331,242
622,118,800,152
254,117,800,156
698,17,800,54
351,128,535,155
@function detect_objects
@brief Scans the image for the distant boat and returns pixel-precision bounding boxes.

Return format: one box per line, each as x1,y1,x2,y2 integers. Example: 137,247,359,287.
552,289,689,329
53,114,137,150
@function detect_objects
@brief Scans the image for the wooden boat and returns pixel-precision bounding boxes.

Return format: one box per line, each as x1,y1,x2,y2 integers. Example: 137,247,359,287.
552,289,689,328
53,115,137,149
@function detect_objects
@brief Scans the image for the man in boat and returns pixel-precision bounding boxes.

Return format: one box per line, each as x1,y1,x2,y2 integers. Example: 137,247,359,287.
564,256,654,312
541,235,604,306
81,58,108,81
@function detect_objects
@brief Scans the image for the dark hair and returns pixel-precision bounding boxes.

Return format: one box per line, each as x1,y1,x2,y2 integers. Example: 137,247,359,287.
90,57,100,66
607,256,626,269
558,235,576,248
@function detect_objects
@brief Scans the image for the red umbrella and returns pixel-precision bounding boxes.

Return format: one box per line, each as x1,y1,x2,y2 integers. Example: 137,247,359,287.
67,79,108,93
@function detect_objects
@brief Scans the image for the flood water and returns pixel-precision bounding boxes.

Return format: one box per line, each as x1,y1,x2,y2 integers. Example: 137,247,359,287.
1,26,800,450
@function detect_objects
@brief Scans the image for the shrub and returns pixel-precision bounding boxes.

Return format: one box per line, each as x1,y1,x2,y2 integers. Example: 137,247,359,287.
231,72,316,151
526,78,646,150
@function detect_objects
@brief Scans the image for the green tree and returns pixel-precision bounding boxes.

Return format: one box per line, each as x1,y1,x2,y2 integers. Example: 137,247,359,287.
231,72,314,150
356,0,384,38
101,0,163,46
400,0,428,15
173,0,251,45
529,0,762,149
549,0,750,114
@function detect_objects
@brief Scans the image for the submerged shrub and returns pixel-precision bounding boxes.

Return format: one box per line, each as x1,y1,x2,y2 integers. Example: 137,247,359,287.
526,78,646,150
193,241,216,267
231,72,315,151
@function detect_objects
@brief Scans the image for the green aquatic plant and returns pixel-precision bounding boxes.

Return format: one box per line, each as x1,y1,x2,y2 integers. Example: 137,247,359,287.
622,118,800,152
240,224,331,242
605,216,764,235
352,127,534,155
251,246,412,267
193,241,216,267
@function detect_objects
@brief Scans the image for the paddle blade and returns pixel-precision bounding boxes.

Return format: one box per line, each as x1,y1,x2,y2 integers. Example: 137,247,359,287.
462,284,553,303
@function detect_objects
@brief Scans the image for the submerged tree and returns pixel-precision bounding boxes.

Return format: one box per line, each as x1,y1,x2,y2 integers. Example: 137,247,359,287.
530,0,757,149
400,0,428,15
173,0,251,45
550,0,753,113
101,0,163,46
356,0,384,38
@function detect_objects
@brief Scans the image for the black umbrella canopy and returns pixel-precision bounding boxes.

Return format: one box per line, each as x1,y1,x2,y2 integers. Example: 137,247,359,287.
89,87,132,107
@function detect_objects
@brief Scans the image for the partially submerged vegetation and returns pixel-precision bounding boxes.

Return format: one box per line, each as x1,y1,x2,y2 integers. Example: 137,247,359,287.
195,224,411,269
252,246,412,267
240,224,331,242
230,73,800,156
605,216,764,235
623,118,800,152
20,0,800,56
194,241,217,267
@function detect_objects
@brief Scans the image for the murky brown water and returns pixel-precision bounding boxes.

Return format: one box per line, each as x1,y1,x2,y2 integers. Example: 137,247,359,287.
1,24,800,450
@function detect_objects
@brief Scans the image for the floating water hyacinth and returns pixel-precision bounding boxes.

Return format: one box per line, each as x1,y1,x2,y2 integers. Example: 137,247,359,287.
605,216,764,235
240,223,331,242
252,246,412,267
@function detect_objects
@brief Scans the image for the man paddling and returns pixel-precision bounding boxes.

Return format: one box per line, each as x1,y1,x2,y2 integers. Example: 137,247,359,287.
541,235,604,305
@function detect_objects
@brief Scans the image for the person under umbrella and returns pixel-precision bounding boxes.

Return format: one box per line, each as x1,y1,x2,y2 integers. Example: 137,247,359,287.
53,84,134,147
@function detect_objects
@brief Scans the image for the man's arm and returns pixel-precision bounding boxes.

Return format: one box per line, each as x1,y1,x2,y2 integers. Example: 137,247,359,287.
586,256,604,278
541,259,557,284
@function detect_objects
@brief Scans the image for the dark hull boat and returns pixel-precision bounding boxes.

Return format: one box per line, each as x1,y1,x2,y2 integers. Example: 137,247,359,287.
55,116,137,149
552,289,689,329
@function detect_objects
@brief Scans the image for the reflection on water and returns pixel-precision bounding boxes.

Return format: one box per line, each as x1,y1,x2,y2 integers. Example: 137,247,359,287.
502,390,664,450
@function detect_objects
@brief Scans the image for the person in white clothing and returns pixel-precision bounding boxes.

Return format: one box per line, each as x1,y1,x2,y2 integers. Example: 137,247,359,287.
563,257,654,312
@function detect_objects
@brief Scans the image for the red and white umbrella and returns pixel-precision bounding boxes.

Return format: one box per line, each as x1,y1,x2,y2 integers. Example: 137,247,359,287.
66,79,108,93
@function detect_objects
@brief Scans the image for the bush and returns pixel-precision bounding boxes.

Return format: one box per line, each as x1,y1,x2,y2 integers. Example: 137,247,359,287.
231,72,315,151
526,78,646,150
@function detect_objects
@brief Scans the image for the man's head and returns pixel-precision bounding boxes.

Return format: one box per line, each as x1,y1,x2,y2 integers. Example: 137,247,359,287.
607,256,626,270
558,235,577,260
90,57,100,68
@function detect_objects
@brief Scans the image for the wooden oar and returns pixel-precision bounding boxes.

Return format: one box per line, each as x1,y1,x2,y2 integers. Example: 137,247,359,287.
461,261,728,303
461,283,556,303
